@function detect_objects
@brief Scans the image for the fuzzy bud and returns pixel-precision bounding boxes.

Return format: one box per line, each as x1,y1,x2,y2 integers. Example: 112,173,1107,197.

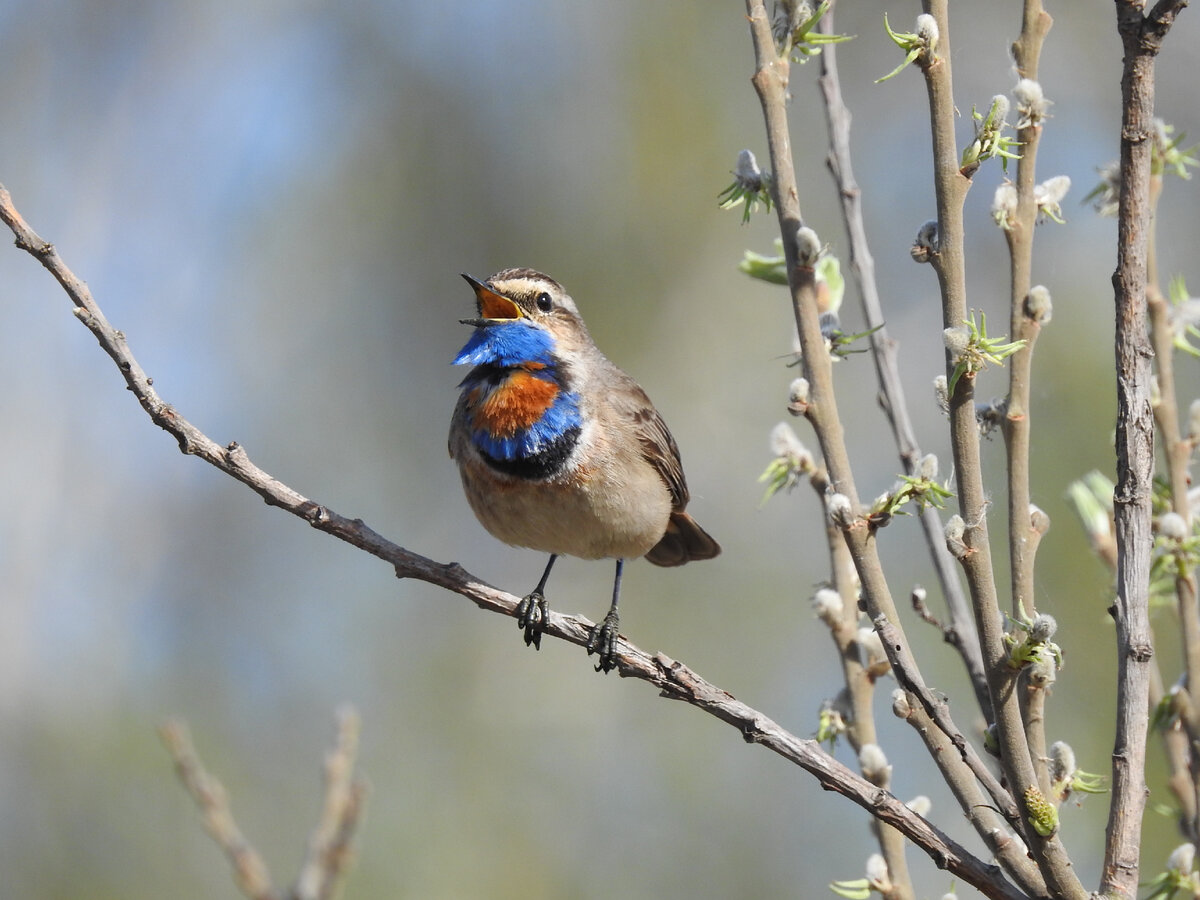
859,743,892,787
865,854,891,891
1028,655,1057,688
1017,78,1046,106
944,514,968,558
916,453,939,481
1035,174,1070,204
796,226,822,267
1024,285,1053,323
906,795,932,817
1029,613,1057,643
734,149,763,185
989,94,1010,126
827,492,854,530
992,182,1018,230
787,377,810,416
943,325,970,360
1160,511,1189,541
1049,741,1076,785
811,588,844,624
911,219,939,263
891,688,912,719
934,375,949,415
1013,78,1047,127
1034,175,1071,222
915,14,939,50
770,421,807,460
1168,843,1196,875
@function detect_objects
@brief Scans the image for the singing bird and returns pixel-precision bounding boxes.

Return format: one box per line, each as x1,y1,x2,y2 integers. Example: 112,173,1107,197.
448,268,719,672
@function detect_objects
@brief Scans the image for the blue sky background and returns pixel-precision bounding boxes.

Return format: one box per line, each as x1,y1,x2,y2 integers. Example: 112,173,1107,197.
1,2,1199,897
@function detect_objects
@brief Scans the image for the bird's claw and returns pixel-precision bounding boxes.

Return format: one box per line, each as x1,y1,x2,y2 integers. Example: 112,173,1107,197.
516,591,549,650
586,610,621,673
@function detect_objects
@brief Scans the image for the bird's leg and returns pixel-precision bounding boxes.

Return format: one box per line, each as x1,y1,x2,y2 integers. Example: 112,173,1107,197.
517,554,557,650
586,559,624,673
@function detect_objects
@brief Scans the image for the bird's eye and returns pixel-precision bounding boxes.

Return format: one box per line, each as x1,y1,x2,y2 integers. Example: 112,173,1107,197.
535,292,553,312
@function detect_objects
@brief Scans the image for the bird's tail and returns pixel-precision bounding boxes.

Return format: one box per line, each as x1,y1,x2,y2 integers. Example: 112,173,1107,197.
644,511,721,567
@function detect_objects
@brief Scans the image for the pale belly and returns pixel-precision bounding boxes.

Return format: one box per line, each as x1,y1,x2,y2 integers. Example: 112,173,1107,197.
456,455,672,560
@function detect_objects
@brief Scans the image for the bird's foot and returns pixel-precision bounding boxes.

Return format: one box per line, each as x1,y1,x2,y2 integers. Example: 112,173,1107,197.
516,591,549,650
586,609,621,673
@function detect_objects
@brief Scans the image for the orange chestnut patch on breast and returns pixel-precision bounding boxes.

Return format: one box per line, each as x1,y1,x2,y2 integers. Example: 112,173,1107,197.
473,371,560,437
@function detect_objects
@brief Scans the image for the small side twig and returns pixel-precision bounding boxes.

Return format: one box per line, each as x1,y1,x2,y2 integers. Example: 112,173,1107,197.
815,2,987,721
916,5,1083,895
293,706,368,900
159,719,280,900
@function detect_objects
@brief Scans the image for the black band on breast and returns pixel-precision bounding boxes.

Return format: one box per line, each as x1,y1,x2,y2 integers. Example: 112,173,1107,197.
480,425,581,480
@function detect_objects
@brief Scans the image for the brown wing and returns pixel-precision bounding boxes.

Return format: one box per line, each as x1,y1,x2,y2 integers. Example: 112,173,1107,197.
608,381,689,511
607,378,721,566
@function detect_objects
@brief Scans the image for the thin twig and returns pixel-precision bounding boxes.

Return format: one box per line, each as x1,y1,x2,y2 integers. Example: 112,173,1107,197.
1003,0,1052,625
916,2,1085,895
159,719,280,900
1004,0,1053,799
0,181,1025,900
815,1,989,722
813,479,912,894
293,706,367,900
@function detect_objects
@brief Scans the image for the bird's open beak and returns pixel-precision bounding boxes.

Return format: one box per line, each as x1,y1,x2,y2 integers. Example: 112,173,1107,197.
460,274,523,325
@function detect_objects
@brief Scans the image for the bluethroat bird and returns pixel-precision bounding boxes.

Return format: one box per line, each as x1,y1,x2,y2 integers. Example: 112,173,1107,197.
448,268,720,672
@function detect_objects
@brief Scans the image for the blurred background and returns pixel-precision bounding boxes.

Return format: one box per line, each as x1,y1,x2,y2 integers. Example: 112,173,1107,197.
1,1,1198,897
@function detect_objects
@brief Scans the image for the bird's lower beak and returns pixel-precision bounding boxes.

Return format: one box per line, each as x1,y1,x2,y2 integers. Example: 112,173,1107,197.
461,273,523,323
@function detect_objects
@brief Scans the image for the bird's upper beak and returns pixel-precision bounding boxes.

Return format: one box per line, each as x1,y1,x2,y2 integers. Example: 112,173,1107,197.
460,274,523,325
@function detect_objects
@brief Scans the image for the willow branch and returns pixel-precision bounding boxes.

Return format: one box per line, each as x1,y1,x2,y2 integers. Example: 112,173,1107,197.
808,472,912,896
741,7,1026,896
894,691,1048,897
815,3,988,721
1004,0,1054,799
0,181,1024,900
1102,1,1188,895
741,0,932,703
916,3,1085,896
1003,0,1052,625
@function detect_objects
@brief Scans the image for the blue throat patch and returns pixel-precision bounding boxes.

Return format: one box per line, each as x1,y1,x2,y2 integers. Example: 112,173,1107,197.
453,322,583,472
452,318,556,369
